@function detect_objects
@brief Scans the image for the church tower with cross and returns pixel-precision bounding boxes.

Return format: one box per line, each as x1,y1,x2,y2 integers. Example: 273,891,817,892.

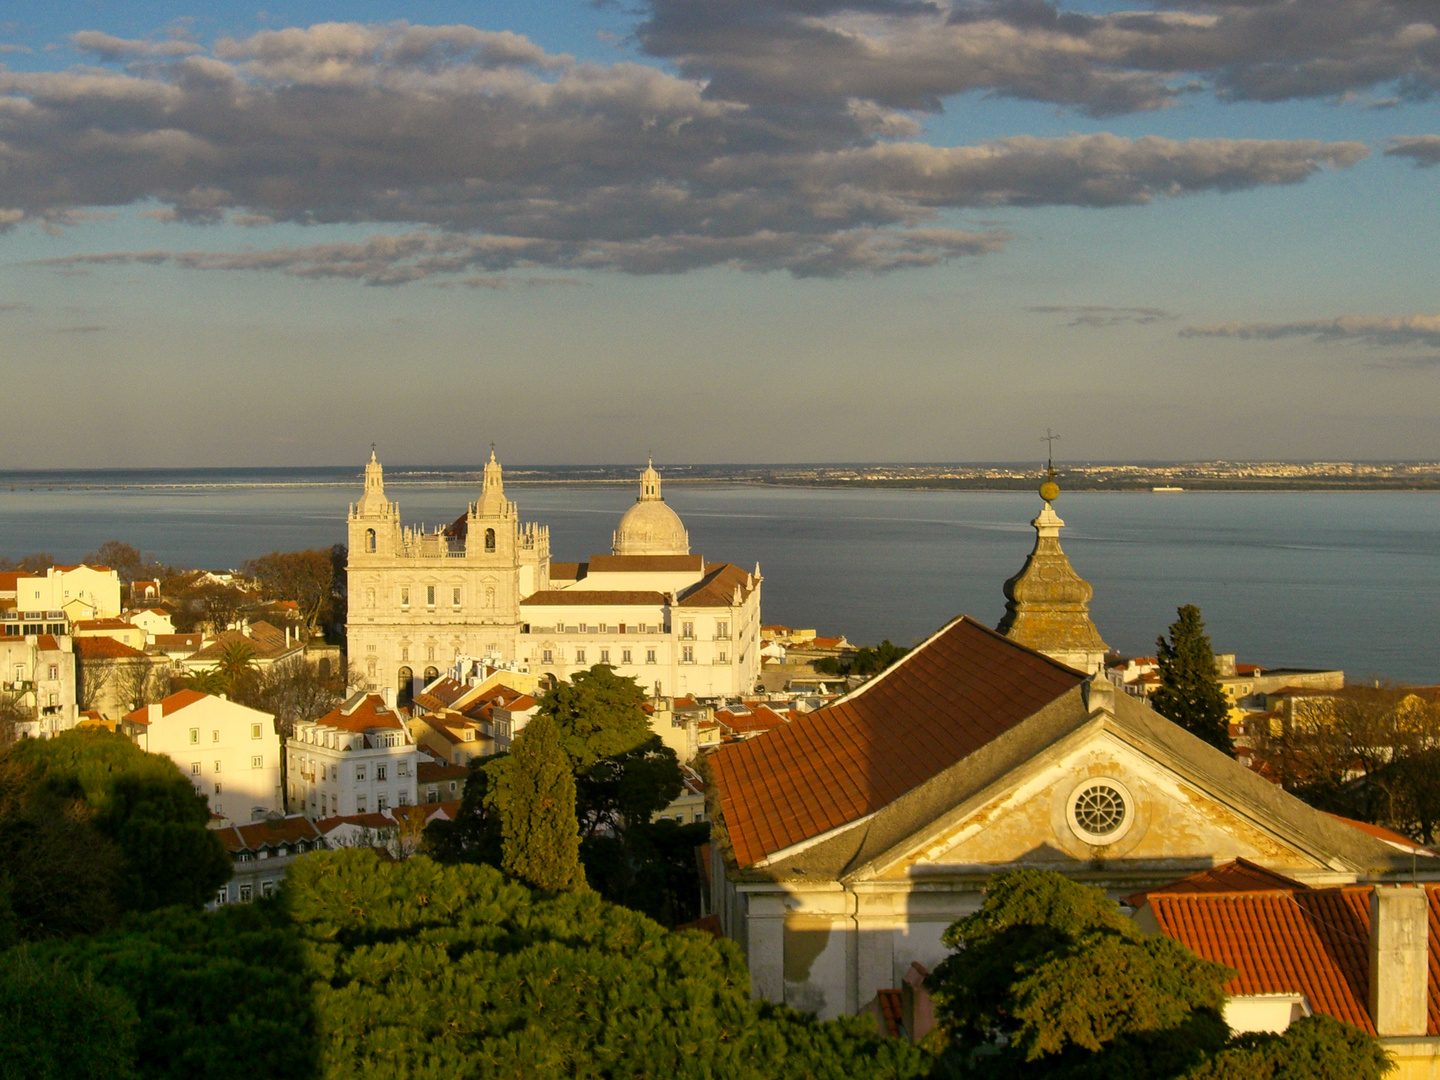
347,445,550,701
995,432,1110,674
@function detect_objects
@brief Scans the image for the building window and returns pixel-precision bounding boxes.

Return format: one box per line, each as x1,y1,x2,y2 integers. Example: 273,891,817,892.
716,621,729,639
214,782,222,795
401,646,409,662
356,765,366,781
397,760,409,776
189,728,199,744
252,755,263,769
484,528,496,552
251,723,262,739
452,587,461,608
365,529,376,553
398,791,410,807
426,585,435,608
682,622,695,640
216,888,229,906
356,796,367,813
377,764,387,782
600,649,610,664
47,664,58,680
262,881,275,898
579,623,588,633
718,652,728,664
214,760,222,773
401,588,410,608
622,649,632,665
191,762,201,775
646,649,656,664
212,730,220,743
377,795,388,812
575,649,586,664
543,649,553,664
1067,779,1134,845
682,646,694,663
239,884,253,903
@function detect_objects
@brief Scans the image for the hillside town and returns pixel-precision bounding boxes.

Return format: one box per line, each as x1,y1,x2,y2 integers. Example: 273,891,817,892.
4,454,1439,1079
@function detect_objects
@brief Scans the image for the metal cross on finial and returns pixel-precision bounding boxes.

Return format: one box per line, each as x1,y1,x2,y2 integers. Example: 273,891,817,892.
1041,429,1060,479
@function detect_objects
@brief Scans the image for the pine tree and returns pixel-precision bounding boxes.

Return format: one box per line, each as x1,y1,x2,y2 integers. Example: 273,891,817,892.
496,714,586,892
1150,605,1233,754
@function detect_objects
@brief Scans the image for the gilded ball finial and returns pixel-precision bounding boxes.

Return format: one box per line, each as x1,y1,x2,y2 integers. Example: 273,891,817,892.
1040,477,1060,503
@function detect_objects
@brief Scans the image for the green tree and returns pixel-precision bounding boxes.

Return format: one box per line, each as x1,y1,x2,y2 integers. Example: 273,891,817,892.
927,870,1393,1080
7,730,230,913
423,752,506,867
537,663,654,771
1151,605,1233,754
0,948,139,1079
495,714,586,891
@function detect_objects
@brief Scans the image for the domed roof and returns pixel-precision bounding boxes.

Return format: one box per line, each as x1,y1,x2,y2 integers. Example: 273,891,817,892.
612,460,690,556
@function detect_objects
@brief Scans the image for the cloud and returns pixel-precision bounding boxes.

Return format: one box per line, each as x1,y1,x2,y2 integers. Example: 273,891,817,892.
0,43,33,55
635,0,1440,118
1181,313,1440,348
71,31,204,61
1385,135,1440,167
1028,304,1178,327
0,19,1371,278
0,302,32,313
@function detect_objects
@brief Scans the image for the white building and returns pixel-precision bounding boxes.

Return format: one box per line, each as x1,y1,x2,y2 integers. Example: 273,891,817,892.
124,690,284,825
288,692,419,818
213,815,326,907
0,619,79,737
10,564,122,621
347,452,763,702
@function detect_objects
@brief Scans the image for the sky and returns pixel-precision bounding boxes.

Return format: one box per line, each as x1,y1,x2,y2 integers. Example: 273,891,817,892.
0,0,1437,467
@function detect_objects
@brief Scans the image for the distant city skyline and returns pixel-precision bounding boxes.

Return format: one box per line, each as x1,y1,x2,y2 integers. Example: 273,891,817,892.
1,0,1438,467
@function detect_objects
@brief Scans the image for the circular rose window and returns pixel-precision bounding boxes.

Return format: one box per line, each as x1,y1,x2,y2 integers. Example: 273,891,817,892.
1067,779,1134,845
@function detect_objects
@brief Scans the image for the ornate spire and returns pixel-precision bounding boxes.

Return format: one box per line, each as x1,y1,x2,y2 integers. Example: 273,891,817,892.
638,458,662,502
355,446,391,517
995,452,1109,674
475,444,513,518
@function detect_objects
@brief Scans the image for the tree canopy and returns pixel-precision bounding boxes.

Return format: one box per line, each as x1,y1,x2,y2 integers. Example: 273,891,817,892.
9,849,932,1080
240,547,341,638
495,713,587,892
536,664,655,772
927,870,1392,1080
3,730,231,921
1150,605,1233,754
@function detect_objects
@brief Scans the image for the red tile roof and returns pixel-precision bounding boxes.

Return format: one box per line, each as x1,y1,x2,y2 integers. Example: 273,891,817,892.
419,759,469,784
678,563,754,608
315,693,406,734
876,988,904,1039
1147,885,1440,1036
218,815,322,853
521,590,668,606
1125,858,1309,909
708,616,1087,869
715,703,790,736
74,636,148,660
35,634,62,652
74,618,133,631
316,812,397,833
121,688,209,725
152,633,203,651
1326,813,1433,855
0,572,21,592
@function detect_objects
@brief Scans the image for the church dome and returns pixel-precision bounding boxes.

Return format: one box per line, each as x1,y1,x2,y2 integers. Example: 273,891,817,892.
612,461,690,556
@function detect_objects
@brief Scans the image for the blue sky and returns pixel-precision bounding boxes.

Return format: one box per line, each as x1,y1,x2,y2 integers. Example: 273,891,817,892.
1,0,1437,467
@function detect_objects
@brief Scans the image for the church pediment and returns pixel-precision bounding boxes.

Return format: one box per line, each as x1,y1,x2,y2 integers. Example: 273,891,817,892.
871,727,1334,883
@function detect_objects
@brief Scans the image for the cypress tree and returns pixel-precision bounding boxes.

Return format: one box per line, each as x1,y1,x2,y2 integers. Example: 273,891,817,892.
497,714,586,892
1150,605,1233,754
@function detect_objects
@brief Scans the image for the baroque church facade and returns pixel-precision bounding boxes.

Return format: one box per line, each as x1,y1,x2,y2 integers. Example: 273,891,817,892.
347,451,762,701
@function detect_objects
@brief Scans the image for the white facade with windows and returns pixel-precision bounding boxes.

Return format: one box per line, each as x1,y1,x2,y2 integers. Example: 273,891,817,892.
126,690,283,825
287,692,419,818
346,448,762,702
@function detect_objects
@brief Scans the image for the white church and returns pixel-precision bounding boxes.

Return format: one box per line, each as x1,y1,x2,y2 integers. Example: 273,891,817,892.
346,450,762,702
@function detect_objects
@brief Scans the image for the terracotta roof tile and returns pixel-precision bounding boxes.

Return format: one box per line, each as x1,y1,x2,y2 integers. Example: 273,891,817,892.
121,688,210,725
709,616,1086,868
219,815,322,853
1125,858,1310,908
35,634,61,652
678,563,754,608
1146,887,1440,1035
1325,813,1434,855
548,562,583,580
876,988,903,1038
315,693,407,734
74,636,148,660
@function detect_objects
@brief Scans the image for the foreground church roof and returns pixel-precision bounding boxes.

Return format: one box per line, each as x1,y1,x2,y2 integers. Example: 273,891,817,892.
995,473,1109,673
613,460,689,556
708,616,1087,869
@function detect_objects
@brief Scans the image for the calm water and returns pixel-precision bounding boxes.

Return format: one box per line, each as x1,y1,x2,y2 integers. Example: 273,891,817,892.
1,471,1436,683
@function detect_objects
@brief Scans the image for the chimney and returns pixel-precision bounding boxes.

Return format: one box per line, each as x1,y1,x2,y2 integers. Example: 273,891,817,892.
1082,673,1114,715
1369,886,1430,1036
148,703,162,725
383,686,397,711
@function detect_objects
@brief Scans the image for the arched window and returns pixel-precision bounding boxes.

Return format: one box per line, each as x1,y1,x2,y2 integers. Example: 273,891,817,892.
317,658,332,680
397,666,414,707
424,666,439,682
365,529,376,553
484,528,496,552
